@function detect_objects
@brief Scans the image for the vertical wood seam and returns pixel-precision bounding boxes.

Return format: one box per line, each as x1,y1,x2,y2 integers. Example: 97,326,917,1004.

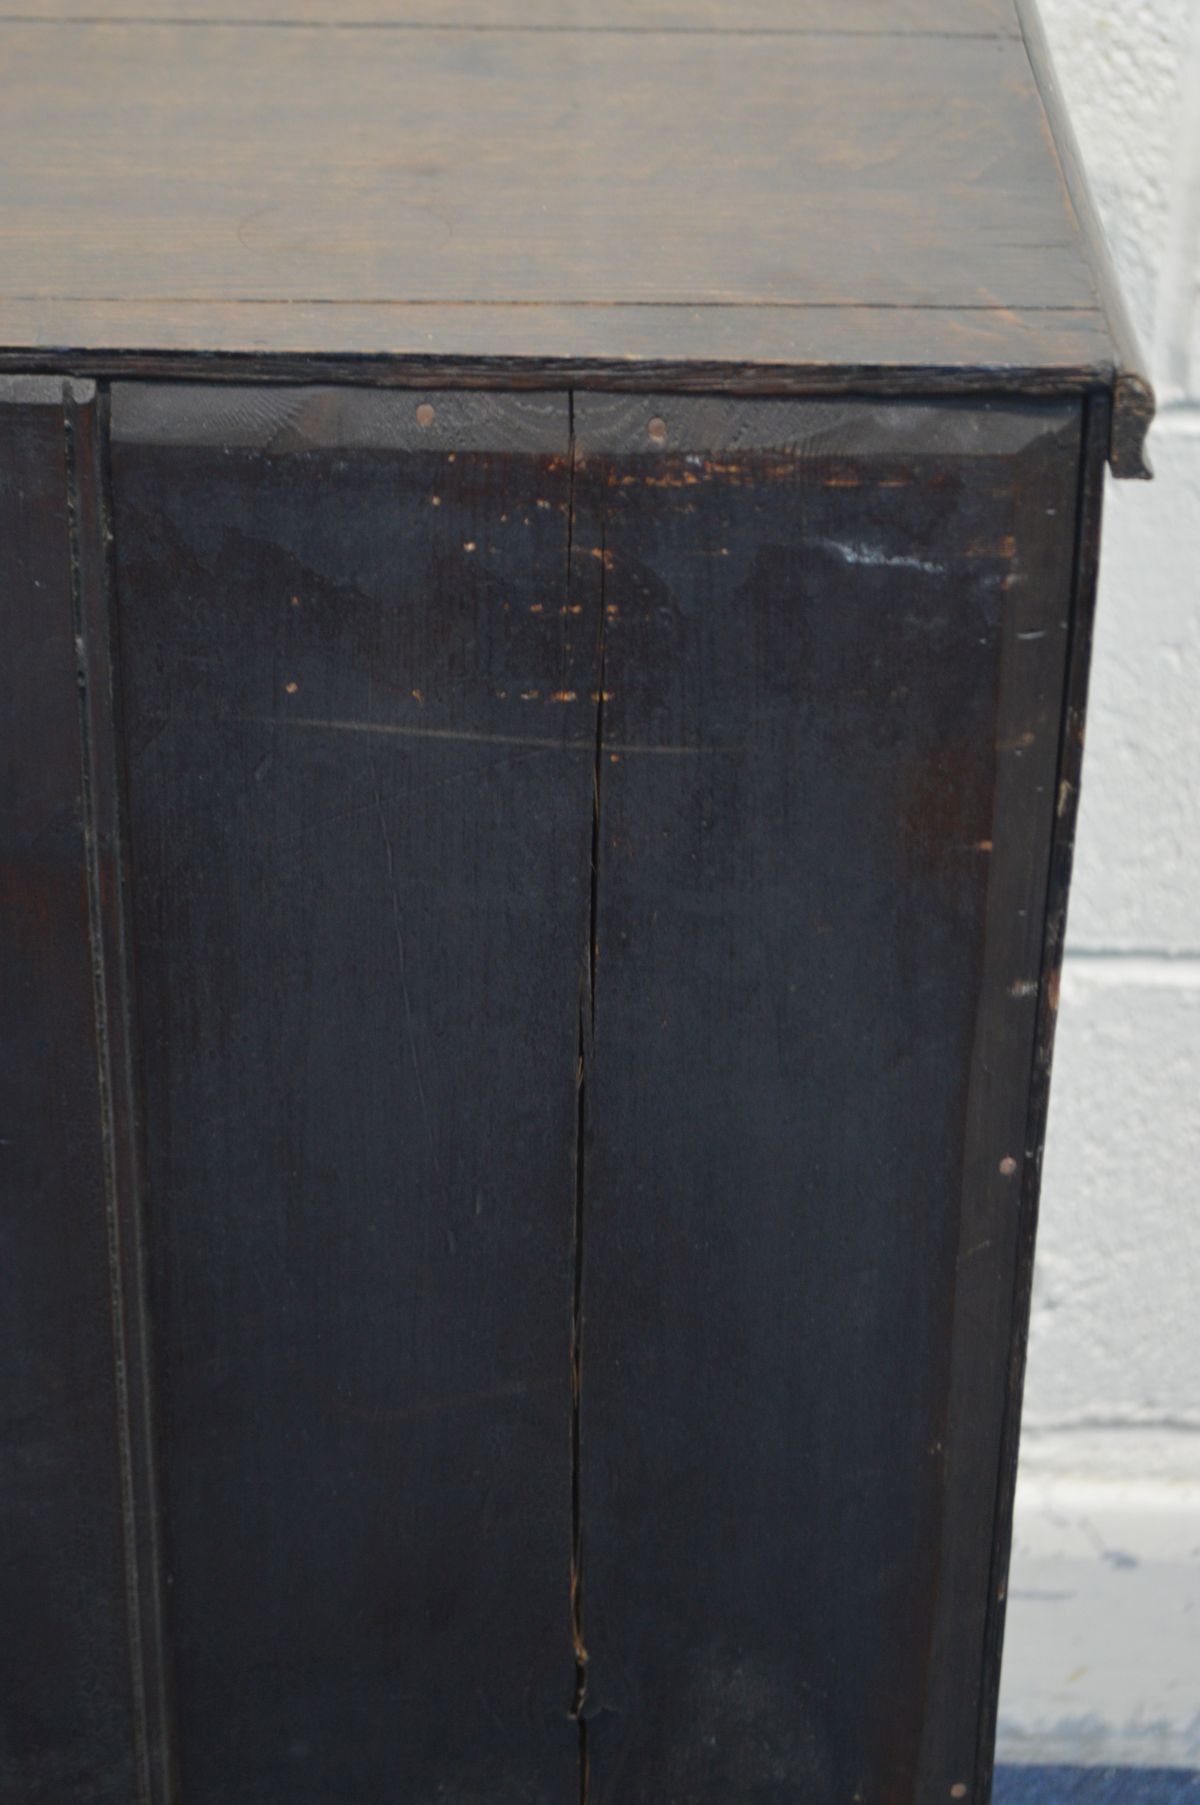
970,391,1111,1803
64,380,174,1805
568,388,598,1805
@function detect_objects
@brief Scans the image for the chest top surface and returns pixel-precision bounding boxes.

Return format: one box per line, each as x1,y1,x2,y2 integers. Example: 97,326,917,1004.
0,0,1151,472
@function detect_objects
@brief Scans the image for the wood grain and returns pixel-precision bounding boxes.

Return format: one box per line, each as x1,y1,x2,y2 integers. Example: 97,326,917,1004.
0,362,1117,1799
914,396,1081,1797
109,386,591,1805
0,0,1022,32
0,24,1091,312
0,379,136,1804
0,2,1152,470
0,300,1116,386
66,380,175,1805
571,392,1081,1805
970,392,1112,1803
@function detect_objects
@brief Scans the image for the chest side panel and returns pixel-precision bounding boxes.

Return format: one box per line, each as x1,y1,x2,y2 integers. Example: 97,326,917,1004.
108,385,591,1805
571,394,1082,1805
0,382,138,1802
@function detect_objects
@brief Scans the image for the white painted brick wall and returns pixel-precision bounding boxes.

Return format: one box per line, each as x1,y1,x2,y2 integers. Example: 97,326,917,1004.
998,0,1200,1764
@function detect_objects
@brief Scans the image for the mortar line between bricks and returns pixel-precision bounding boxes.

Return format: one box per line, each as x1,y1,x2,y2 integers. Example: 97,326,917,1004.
1062,949,1200,987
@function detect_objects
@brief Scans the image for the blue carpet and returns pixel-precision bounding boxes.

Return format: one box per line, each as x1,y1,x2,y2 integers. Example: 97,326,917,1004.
995,1769,1200,1802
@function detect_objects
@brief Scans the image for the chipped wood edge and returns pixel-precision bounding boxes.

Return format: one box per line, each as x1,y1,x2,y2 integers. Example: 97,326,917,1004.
971,394,1112,1803
1015,0,1156,479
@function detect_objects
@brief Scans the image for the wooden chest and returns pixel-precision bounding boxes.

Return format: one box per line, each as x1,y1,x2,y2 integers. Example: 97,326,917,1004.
0,3,1151,1802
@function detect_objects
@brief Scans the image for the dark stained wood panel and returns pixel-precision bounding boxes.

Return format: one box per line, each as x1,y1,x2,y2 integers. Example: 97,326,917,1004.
0,0,1150,1777
0,301,1115,391
0,25,1091,313
108,385,592,1805
0,379,136,1803
571,394,1081,1805
968,395,1112,1800
0,0,1154,471
1,0,1020,28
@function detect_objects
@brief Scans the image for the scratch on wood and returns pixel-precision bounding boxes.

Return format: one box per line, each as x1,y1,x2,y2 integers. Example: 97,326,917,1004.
818,539,945,575
255,713,733,757
262,715,593,752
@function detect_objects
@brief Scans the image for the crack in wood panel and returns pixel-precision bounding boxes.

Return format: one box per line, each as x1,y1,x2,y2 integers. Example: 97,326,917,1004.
65,379,175,1805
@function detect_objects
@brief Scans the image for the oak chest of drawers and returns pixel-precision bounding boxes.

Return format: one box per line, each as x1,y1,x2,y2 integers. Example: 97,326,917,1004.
0,2,1151,1801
